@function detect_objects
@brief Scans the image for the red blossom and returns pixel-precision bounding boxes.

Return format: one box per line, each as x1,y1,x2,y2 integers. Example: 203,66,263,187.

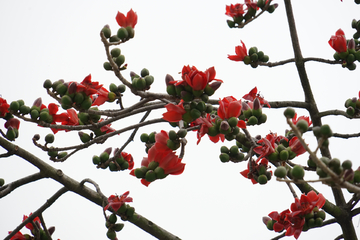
9,231,26,240
228,40,248,61
23,213,41,231
121,152,134,170
254,136,275,160
0,97,10,117
61,109,79,130
116,9,138,28
328,29,347,53
104,191,133,212
79,74,103,96
191,114,225,144
92,87,109,106
162,100,186,122
289,136,306,156
245,0,259,10
292,113,312,126
99,119,116,134
218,96,242,119
154,130,173,151
242,87,271,108
5,118,20,130
268,209,291,232
240,158,269,184
225,4,245,18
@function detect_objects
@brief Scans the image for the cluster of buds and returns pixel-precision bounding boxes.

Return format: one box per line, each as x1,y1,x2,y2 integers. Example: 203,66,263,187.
352,19,360,40
267,138,297,162
130,68,154,91
310,156,355,183
243,46,270,68
45,146,67,161
302,207,326,231
239,98,267,126
344,96,360,117
226,1,278,28
219,144,245,163
208,116,242,141
92,147,134,172
139,131,156,153
105,213,124,240
103,47,126,71
3,117,20,141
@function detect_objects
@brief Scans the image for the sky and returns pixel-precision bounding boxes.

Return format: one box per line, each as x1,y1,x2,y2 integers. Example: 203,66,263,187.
1,0,360,239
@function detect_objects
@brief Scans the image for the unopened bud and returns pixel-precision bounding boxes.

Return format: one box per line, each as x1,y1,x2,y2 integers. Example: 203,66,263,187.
104,147,112,155
68,82,78,94
165,74,174,86
48,226,55,235
33,97,42,107
241,101,251,111
220,121,230,132
209,81,222,91
348,39,355,50
253,97,261,110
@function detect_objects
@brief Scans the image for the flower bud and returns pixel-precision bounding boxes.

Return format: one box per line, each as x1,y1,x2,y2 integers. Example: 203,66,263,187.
33,97,42,108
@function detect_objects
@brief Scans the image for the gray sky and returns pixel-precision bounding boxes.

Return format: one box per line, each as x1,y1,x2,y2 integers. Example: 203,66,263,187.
1,1,360,239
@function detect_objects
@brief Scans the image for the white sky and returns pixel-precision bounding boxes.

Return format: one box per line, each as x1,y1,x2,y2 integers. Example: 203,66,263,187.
1,1,360,239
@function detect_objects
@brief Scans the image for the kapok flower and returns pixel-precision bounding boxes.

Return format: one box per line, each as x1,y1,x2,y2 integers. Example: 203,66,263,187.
99,119,116,134
104,191,133,212
285,191,326,239
116,9,138,28
254,136,276,160
292,113,312,127
8,231,26,240
121,152,134,170
328,29,347,53
147,145,185,175
288,136,306,156
243,87,271,108
23,213,41,231
218,96,242,119
0,97,10,117
245,0,259,10
240,158,270,184
268,209,291,233
228,40,248,62
225,4,245,18
162,100,187,122
61,109,79,130
191,114,225,144
178,65,223,91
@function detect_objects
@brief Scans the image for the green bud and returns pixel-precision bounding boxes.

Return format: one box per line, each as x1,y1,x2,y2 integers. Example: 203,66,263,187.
257,174,268,184
45,133,55,143
284,108,295,118
117,27,128,40
140,133,149,142
9,101,20,111
100,152,109,162
145,170,156,182
219,153,230,163
110,48,121,58
106,229,116,240
154,167,167,179
291,165,305,179
0,178,4,187
43,79,52,89
296,119,309,133
140,68,150,77
177,129,187,138
247,116,258,125
92,155,101,165
113,223,124,232
101,26,111,38
342,160,352,170
274,166,287,178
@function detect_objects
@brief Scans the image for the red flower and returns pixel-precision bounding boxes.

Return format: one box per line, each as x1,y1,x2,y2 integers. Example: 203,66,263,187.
328,29,347,53
228,40,248,61
242,87,271,108
218,96,242,119
79,74,104,96
99,119,116,134
5,118,20,130
162,100,186,122
179,65,223,91
225,4,245,18
61,109,79,129
92,87,109,106
116,9,138,28
289,136,306,156
8,231,26,240
104,191,133,212
254,136,276,160
285,191,326,239
245,0,259,10
23,213,41,231
148,145,185,175
121,152,134,170
268,209,291,232
292,113,312,127
154,130,173,151
191,114,225,144
0,97,10,117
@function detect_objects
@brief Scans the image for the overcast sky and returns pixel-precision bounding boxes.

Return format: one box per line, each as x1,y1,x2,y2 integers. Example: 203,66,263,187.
1,1,360,239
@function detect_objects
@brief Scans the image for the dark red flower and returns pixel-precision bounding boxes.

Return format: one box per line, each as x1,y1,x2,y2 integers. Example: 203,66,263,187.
191,114,225,144
328,29,347,53
60,109,79,130
5,118,20,130
99,119,116,134
243,87,271,108
8,231,26,240
79,74,103,96
268,209,291,232
121,152,134,170
0,97,10,117
225,4,245,18
23,213,41,231
162,100,186,122
254,136,276,160
104,191,133,212
289,136,306,156
292,113,312,127
92,87,109,106
228,40,248,61
240,158,269,184
218,96,242,119
116,9,138,28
